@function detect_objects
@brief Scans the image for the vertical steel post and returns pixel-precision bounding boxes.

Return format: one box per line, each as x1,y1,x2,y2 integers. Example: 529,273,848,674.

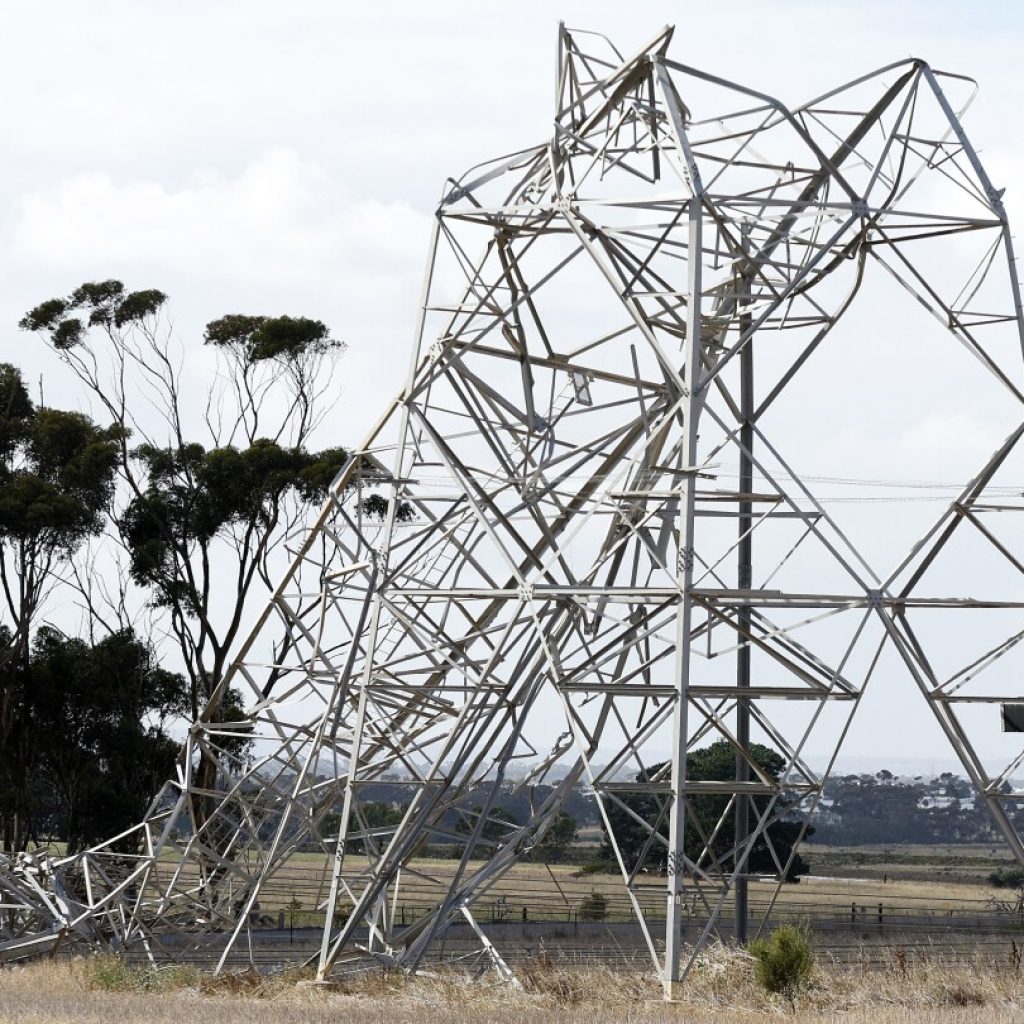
734,247,753,946
664,193,703,1000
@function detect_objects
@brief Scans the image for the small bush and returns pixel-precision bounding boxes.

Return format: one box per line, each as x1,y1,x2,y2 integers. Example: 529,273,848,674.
84,954,132,991
940,983,986,1006
578,891,608,921
988,866,1024,888
83,956,205,993
749,924,813,1005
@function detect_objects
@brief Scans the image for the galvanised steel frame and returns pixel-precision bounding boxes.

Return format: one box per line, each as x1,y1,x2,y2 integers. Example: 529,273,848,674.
4,23,1024,999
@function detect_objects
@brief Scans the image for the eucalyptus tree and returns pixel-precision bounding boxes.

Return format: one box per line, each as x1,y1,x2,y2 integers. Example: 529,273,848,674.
21,283,350,723
599,741,812,881
0,362,122,849
19,625,189,853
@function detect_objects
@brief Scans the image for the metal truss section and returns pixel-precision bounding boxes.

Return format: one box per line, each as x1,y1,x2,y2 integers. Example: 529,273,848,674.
4,24,1024,999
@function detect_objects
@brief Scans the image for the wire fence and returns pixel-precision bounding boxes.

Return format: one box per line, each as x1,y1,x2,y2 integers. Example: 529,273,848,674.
99,854,1024,973
112,883,1024,974
240,861,1024,933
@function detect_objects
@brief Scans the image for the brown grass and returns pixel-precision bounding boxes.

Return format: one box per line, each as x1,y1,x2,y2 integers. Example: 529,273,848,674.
206,850,1004,921
2,946,1023,1023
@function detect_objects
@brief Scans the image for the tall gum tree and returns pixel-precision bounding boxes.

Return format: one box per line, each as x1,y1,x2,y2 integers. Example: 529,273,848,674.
0,362,122,849
20,284,371,846
21,282,351,727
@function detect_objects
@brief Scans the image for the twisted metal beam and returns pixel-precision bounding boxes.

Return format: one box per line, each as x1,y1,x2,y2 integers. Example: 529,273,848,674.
3,23,1024,1001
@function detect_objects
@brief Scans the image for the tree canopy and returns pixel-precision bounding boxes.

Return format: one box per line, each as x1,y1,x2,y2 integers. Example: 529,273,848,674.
600,741,812,882
3,278,408,855
1,626,187,852
0,363,123,850
20,281,356,722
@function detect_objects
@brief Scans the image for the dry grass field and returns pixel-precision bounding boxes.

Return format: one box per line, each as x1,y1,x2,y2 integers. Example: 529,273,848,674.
802,843,1019,886
7,844,1019,1021
226,851,1008,926
22,842,1014,927
2,949,1023,1024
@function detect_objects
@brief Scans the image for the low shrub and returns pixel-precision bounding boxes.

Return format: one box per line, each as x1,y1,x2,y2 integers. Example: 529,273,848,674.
749,924,813,1006
988,866,1024,888
940,983,986,1006
83,956,205,993
578,890,608,921
84,954,132,991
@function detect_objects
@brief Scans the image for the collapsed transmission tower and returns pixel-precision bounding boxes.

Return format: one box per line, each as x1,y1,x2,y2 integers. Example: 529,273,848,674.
4,23,1024,999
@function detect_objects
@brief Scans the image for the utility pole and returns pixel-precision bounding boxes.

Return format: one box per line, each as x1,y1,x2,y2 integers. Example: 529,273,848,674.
734,240,753,946
665,185,704,1001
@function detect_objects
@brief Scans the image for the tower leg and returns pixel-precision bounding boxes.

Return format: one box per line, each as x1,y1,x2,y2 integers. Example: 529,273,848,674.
664,194,703,1000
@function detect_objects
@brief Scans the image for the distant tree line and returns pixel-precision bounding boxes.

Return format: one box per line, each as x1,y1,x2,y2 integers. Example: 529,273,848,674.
811,771,1008,845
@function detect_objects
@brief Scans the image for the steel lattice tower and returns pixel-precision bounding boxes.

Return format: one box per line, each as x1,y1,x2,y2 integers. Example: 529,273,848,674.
4,24,1024,1000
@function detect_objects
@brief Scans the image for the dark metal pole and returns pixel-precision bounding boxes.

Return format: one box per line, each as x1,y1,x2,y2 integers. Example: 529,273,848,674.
735,252,753,946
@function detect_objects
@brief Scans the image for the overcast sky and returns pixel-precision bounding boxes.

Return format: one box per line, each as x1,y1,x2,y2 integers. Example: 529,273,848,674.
3,0,1024,772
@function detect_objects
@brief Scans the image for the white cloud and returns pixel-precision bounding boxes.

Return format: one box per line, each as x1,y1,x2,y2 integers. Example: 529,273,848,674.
9,149,431,292
3,149,436,443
